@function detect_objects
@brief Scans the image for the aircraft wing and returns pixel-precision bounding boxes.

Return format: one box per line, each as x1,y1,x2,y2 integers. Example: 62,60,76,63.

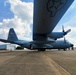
33,0,74,40
0,39,15,43
0,38,31,49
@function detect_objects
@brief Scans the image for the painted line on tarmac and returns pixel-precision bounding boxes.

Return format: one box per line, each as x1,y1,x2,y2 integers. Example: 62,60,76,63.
43,53,71,75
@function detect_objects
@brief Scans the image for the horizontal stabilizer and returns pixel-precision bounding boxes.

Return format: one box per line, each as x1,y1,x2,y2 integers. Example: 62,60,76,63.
0,39,15,44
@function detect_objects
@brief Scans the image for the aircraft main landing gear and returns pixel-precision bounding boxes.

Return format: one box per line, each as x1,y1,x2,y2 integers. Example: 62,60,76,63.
38,49,46,51
63,49,67,51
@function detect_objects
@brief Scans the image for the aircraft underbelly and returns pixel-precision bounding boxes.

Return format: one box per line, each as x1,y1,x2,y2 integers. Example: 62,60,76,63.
33,0,74,40
32,44,53,49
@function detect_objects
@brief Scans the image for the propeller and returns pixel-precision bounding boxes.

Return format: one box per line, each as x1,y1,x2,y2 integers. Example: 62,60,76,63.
62,25,74,50
62,25,71,35
62,25,66,43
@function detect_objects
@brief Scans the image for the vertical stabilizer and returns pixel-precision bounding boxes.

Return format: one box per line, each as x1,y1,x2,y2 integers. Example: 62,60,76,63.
7,28,18,41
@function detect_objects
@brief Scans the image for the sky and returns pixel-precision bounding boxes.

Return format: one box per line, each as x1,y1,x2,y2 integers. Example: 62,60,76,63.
0,0,76,46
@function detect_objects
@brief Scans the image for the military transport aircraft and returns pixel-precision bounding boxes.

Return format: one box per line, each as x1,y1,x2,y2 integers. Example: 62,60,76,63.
0,0,74,51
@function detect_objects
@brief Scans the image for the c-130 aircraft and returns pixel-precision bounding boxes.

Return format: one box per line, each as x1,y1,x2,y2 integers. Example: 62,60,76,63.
0,0,74,51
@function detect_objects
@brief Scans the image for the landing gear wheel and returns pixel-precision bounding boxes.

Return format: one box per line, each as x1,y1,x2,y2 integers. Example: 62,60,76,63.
38,49,46,51
42,49,46,51
63,49,67,51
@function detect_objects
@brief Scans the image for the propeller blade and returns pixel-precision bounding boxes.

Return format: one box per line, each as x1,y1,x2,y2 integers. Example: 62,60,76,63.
64,37,66,43
62,25,65,32
66,29,71,33
64,29,71,35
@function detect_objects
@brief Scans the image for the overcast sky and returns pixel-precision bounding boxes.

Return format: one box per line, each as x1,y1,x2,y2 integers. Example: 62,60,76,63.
0,0,76,46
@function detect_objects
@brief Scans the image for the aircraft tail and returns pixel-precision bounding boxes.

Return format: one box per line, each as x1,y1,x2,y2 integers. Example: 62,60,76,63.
7,28,18,41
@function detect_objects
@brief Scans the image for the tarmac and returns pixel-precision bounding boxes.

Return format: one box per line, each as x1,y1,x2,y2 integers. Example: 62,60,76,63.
0,50,75,75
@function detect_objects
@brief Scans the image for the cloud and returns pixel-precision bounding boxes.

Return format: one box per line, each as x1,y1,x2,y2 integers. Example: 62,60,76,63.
0,0,33,41
54,1,76,47
58,16,76,47
9,0,33,23
0,0,76,47
63,25,76,47
62,2,76,47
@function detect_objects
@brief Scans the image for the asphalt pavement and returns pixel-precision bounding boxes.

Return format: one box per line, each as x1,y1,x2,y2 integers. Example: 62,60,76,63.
0,50,72,75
